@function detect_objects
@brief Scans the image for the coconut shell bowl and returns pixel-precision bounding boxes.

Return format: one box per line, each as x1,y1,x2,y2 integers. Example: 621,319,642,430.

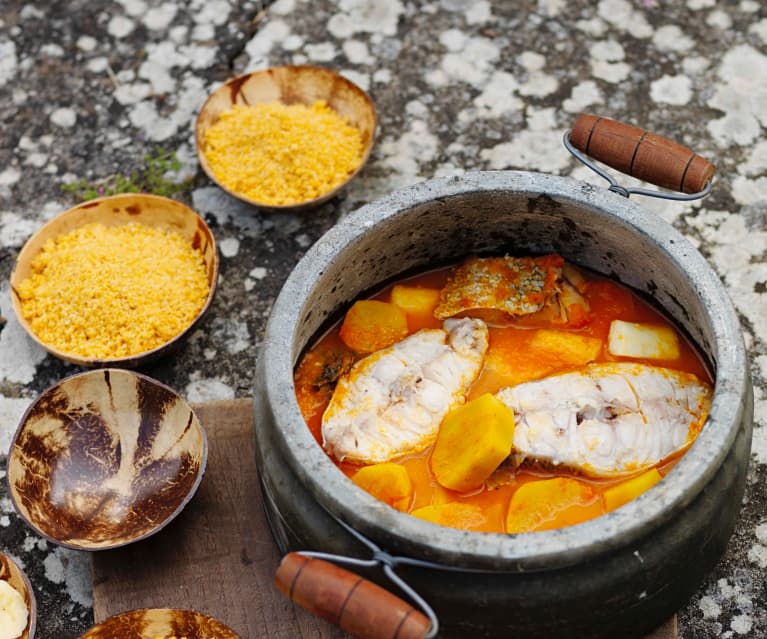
9,193,218,368
0,552,36,639
79,608,240,639
6,369,207,551
195,65,377,211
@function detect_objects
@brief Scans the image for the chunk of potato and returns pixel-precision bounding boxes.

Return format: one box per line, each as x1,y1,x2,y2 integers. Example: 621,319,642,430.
603,468,663,512
608,320,680,360
430,393,515,492
474,328,602,394
339,300,409,354
411,502,487,531
505,477,601,533
528,329,602,366
390,285,440,323
352,463,413,512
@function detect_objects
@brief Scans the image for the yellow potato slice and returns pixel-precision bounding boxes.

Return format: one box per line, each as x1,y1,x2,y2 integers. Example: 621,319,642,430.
352,463,414,512
430,393,515,492
608,320,680,360
390,284,440,321
603,468,663,511
411,502,487,531
339,300,409,354
506,477,601,533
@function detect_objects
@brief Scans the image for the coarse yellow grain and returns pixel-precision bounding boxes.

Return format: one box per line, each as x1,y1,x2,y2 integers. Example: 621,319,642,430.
16,222,210,359
202,100,364,205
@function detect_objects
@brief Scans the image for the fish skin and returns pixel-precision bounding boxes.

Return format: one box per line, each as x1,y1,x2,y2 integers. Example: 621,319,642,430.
322,318,488,464
435,255,562,320
434,254,590,327
495,362,712,477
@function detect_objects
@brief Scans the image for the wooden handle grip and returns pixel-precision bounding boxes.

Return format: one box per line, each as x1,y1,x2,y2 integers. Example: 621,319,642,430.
275,553,431,639
570,114,715,194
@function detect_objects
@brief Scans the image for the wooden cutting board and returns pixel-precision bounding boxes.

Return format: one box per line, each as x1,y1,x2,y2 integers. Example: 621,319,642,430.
92,399,346,638
91,398,676,639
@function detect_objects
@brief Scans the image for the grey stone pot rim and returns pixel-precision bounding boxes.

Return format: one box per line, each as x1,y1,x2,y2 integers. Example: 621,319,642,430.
259,170,750,571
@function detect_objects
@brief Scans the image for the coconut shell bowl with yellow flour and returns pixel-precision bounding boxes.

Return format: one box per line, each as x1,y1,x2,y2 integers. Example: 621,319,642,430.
195,65,377,211
6,369,208,551
9,193,218,368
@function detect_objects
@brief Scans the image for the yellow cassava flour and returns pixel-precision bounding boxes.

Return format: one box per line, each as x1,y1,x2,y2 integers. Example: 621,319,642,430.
202,100,364,206
16,222,210,359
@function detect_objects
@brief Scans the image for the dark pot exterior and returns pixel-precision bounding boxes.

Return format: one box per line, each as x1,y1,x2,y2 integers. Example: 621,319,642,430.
253,171,753,639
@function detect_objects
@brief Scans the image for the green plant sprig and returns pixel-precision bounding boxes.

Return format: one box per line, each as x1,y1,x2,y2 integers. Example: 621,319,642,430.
61,148,192,201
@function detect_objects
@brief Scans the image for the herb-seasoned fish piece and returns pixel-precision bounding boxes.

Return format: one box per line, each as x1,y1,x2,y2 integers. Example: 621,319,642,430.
495,362,712,477
322,318,488,464
434,254,589,326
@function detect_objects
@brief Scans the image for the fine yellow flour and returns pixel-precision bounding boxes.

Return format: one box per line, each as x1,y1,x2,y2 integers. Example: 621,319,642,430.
16,222,210,359
202,100,364,206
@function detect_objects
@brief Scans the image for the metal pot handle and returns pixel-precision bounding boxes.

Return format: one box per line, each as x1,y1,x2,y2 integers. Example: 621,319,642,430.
565,114,715,201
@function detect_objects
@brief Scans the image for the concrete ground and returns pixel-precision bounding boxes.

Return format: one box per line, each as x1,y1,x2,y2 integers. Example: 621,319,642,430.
0,1,765,637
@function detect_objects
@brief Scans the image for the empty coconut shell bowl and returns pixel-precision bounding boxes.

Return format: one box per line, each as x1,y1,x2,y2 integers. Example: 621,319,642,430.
6,368,208,551
9,193,218,368
0,553,36,639
195,65,377,211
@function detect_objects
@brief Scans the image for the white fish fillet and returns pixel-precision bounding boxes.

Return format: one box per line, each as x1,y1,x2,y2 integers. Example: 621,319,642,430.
322,318,489,464
495,362,712,477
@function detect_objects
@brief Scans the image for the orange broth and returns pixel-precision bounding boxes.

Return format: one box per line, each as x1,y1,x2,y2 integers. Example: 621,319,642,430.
295,260,711,534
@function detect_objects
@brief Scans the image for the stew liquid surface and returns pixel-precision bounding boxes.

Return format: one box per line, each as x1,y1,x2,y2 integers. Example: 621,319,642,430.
295,257,712,534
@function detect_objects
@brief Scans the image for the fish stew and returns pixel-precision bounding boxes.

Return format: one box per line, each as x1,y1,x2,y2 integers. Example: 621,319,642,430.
294,255,713,534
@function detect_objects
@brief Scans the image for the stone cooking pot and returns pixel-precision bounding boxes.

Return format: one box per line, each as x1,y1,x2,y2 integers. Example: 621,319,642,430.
253,120,753,639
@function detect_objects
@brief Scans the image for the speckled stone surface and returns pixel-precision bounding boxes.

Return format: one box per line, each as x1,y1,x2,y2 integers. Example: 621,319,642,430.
0,1,765,638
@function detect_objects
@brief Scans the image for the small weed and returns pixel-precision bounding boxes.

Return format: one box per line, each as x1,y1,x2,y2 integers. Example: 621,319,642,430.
61,148,192,201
